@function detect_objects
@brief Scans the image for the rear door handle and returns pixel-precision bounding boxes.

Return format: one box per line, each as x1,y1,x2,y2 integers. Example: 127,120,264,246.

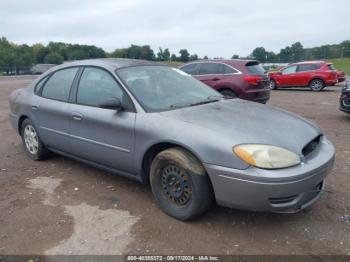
212,77,220,81
72,112,83,121
31,105,39,111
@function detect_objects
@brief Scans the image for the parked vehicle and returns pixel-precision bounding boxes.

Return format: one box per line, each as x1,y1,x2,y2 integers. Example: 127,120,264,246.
269,61,338,91
337,70,346,83
9,58,335,220
340,81,350,114
179,60,270,103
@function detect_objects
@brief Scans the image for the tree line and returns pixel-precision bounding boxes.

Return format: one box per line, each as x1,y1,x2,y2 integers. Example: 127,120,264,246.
0,36,199,71
249,41,350,63
1,36,350,71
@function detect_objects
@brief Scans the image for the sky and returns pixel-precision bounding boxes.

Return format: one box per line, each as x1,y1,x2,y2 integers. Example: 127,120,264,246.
1,0,349,58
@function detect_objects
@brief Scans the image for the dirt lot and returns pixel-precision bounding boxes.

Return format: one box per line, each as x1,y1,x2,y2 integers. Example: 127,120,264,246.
0,76,349,255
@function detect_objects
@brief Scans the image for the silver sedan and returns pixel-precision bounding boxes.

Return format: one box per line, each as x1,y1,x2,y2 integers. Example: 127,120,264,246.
9,59,335,220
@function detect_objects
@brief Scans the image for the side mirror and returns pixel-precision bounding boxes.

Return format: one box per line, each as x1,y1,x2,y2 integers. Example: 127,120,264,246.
98,97,123,111
277,71,282,75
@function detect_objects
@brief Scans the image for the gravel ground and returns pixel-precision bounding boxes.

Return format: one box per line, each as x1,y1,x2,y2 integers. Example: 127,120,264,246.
0,77,349,255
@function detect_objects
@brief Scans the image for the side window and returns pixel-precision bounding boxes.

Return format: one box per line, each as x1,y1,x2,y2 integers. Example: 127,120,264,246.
180,64,199,75
222,64,238,74
77,67,125,108
41,68,78,101
297,64,318,72
199,63,221,75
34,75,49,94
282,66,297,75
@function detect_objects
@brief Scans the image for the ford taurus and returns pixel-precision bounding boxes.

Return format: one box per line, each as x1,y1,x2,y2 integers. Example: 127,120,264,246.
9,59,335,220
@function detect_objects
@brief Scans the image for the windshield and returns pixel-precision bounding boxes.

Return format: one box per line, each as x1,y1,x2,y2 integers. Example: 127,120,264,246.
116,66,223,112
246,61,266,75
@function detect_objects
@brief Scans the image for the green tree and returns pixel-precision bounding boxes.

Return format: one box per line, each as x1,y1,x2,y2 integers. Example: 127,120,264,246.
231,54,239,59
290,42,304,62
157,47,170,61
189,54,198,61
44,53,64,64
251,47,267,62
111,48,128,58
170,54,177,61
68,50,89,60
179,49,190,62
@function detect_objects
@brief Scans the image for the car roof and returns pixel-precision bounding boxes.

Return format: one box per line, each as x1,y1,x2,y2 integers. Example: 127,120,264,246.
181,59,258,67
54,58,163,70
291,61,328,65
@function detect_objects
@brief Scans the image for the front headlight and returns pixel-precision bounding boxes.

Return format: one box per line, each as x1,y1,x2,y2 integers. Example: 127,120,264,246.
233,144,301,169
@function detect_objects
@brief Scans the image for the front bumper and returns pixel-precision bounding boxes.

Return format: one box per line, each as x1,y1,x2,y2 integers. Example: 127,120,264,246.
204,137,335,213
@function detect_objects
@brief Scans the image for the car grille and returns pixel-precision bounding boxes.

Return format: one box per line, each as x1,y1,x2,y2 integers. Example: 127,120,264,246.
302,135,321,157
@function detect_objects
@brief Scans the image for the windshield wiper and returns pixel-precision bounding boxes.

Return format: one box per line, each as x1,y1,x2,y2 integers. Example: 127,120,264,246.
189,98,220,106
170,97,220,109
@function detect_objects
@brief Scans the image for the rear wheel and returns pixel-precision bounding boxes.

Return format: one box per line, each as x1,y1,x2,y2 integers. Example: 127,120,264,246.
150,147,214,220
219,89,237,98
309,79,325,91
21,119,49,160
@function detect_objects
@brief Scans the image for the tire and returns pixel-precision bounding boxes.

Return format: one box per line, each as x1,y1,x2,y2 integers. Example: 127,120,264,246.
270,79,278,90
150,147,214,220
309,79,325,91
21,118,49,160
219,89,237,98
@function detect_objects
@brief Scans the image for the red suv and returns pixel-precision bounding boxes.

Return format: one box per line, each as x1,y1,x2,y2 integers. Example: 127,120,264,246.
179,60,270,103
269,61,338,91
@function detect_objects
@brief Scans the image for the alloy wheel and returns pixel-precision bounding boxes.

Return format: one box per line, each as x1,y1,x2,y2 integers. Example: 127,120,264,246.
24,125,39,154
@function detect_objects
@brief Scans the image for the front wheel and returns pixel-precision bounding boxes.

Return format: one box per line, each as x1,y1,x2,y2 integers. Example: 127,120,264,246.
270,79,277,90
309,79,325,91
21,118,49,160
150,147,214,220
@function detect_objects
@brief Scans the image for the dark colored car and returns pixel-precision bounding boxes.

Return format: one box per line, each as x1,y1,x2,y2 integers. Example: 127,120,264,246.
337,70,346,83
269,61,338,91
340,81,350,114
179,60,270,103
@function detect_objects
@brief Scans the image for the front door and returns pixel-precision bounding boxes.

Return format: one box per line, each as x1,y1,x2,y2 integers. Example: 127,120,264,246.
279,65,298,86
69,67,136,173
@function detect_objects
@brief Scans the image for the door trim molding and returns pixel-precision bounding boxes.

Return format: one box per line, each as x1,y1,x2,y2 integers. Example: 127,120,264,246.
40,126,130,153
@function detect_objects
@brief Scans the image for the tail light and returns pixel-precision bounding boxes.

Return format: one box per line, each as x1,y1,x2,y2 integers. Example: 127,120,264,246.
243,75,263,85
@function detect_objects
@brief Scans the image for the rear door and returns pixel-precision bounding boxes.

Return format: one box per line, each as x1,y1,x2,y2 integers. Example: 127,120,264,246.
197,63,222,87
34,67,79,153
279,65,298,86
295,64,320,86
68,66,136,173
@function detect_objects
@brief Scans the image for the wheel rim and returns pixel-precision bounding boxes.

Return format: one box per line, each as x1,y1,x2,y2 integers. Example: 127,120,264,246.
24,125,39,154
270,80,275,89
161,165,192,205
311,80,323,90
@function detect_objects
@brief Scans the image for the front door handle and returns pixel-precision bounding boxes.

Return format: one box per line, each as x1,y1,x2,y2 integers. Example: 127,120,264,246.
72,112,83,121
31,105,39,111
212,77,220,81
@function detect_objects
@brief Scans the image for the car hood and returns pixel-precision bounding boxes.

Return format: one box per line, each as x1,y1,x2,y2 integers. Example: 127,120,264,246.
159,99,322,155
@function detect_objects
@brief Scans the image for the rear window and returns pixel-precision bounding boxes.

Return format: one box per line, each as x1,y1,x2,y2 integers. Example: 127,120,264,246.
245,61,265,75
297,64,321,72
199,63,221,74
328,64,335,70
